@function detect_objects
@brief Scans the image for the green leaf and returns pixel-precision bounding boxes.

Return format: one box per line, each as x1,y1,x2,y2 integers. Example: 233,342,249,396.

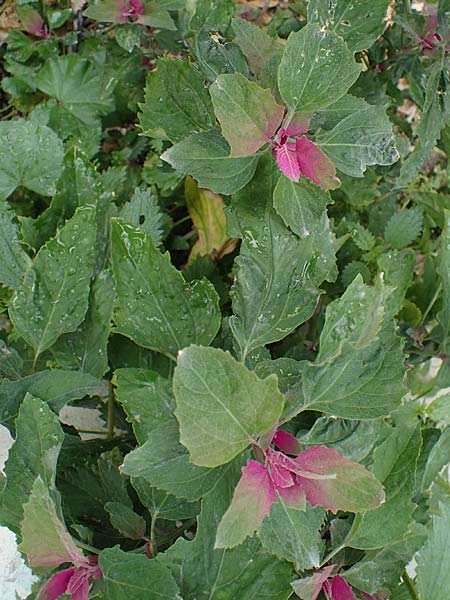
100,546,182,599
9,205,97,361
119,187,164,246
437,210,450,350
259,500,325,570
111,219,221,359
0,202,31,289
210,73,284,156
114,23,141,53
278,23,362,115
348,423,422,549
158,470,293,600
19,476,82,568
308,0,391,52
173,345,284,467
122,419,237,500
231,18,280,76
344,524,427,595
50,270,114,378
228,156,327,361
131,477,199,521
139,58,215,142
113,368,173,444
105,502,147,539
187,0,233,34
384,208,423,250
378,249,416,317
194,28,250,83
0,119,63,198
161,129,260,195
0,394,64,536
315,102,399,177
350,222,376,252
0,340,23,380
421,428,450,492
399,56,450,186
416,498,450,600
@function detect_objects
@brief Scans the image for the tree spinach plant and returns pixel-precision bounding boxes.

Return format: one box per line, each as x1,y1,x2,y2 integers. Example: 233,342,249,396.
0,0,449,598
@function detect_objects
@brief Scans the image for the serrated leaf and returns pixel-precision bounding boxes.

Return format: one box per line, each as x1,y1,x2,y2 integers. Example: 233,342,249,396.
416,498,450,600
351,223,376,252
231,18,281,76
315,102,399,177
349,423,422,549
19,476,82,568
139,58,215,142
384,208,423,250
105,502,146,539
100,546,182,599
119,186,163,246
0,119,64,198
131,477,199,521
185,176,228,262
210,73,284,156
278,23,362,115
0,202,31,289
228,156,327,361
161,129,260,195
9,205,97,361
111,219,220,359
173,345,284,467
259,500,325,569
308,0,391,52
0,394,64,536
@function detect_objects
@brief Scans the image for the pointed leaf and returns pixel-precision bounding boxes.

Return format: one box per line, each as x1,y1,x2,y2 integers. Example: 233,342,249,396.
173,345,284,467
161,129,260,195
131,477,199,521
111,219,220,359
9,205,97,360
210,73,284,156
384,208,423,250
105,502,146,539
330,576,357,600
275,142,301,181
231,18,281,75
278,23,362,114
295,136,340,190
119,187,164,246
0,202,31,289
292,566,335,600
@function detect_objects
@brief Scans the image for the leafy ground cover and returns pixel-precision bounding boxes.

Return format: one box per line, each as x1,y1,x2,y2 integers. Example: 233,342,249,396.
0,0,449,598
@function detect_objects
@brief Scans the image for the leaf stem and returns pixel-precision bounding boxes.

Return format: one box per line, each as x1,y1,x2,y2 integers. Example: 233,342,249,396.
435,477,450,493
74,538,101,555
421,282,442,325
150,516,158,556
402,570,420,600
106,381,115,440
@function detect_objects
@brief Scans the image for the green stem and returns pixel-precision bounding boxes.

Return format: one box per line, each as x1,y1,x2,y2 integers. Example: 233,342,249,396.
150,516,158,556
74,539,101,555
106,381,115,440
435,477,450,493
420,282,442,326
402,570,420,600
76,428,108,435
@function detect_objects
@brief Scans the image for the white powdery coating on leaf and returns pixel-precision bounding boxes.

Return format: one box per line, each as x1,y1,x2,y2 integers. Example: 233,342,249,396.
0,526,38,599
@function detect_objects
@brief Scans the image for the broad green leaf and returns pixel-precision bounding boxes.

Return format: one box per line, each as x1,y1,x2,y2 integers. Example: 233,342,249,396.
0,119,63,198
399,56,450,187
210,73,284,156
119,187,163,246
0,394,64,536
259,500,325,570
438,210,450,351
278,23,362,115
0,202,31,289
9,205,97,361
187,0,233,34
228,156,328,361
161,129,260,195
185,176,228,262
122,419,237,500
384,208,423,249
111,219,221,359
0,341,23,380
272,176,337,281
100,546,182,600
310,93,368,131
50,270,114,378
114,23,141,53
113,368,173,444
345,524,427,595
131,477,200,521
416,498,450,600
315,102,399,177
231,18,281,76
194,28,250,83
421,428,450,492
377,249,416,317
348,423,422,549
158,470,293,600
0,370,100,429
105,502,146,539
301,277,406,418
20,476,82,568
173,345,283,467
139,58,215,142
308,0,391,52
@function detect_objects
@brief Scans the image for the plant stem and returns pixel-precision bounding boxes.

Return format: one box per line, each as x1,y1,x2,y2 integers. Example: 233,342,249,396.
74,539,101,555
150,516,158,556
421,282,442,325
402,570,420,600
435,477,450,493
106,381,115,440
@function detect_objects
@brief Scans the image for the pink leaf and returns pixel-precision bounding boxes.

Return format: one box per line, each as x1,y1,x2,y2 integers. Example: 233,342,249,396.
273,430,301,455
284,114,312,136
295,137,340,190
38,568,75,600
293,446,385,513
275,142,300,181
69,580,90,600
292,565,335,600
330,576,357,600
